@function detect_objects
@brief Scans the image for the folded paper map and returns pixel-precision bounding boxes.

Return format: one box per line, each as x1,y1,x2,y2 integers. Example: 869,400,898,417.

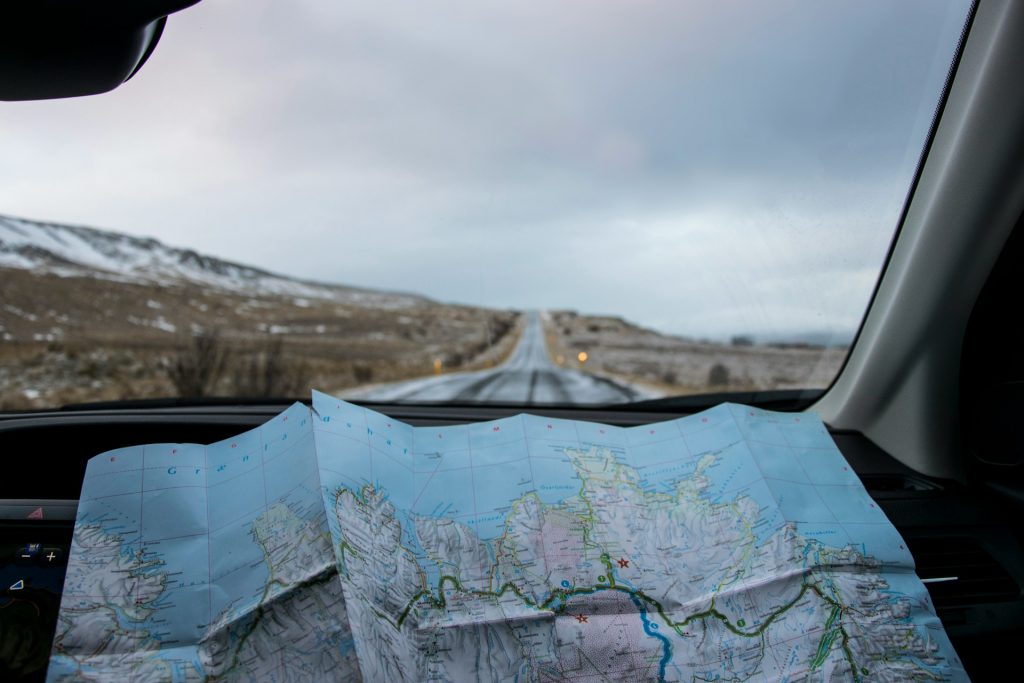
47,391,966,681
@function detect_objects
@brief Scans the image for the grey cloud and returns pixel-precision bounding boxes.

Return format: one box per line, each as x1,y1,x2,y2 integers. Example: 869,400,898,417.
0,0,972,339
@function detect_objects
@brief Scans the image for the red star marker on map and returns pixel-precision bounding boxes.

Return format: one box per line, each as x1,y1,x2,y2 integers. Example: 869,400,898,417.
575,615,588,623
617,557,630,568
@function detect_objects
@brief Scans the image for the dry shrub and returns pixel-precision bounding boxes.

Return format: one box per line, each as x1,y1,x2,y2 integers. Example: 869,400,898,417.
708,362,731,387
230,337,310,398
0,391,36,410
167,329,228,397
352,363,374,385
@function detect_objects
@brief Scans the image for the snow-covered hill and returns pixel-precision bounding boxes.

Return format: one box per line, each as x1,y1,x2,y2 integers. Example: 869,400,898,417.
0,214,424,309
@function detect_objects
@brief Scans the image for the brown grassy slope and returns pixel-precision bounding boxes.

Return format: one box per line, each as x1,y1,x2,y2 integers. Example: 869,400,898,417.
544,310,846,396
0,268,519,408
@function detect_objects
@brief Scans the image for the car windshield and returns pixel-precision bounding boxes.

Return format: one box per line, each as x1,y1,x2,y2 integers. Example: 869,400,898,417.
0,0,973,409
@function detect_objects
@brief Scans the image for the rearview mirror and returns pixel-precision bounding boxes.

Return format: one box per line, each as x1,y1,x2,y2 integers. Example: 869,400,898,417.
0,0,201,101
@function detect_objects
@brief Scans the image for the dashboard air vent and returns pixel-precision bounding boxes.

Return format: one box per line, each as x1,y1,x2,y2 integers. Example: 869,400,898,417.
907,536,1019,608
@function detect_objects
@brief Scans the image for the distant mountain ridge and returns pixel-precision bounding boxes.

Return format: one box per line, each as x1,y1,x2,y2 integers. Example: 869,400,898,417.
0,213,424,309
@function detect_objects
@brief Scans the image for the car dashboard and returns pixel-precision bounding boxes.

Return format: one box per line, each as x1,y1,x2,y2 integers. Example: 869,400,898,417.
1,402,1022,681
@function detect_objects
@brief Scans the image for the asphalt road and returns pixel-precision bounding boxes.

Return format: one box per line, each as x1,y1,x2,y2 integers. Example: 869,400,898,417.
356,311,640,404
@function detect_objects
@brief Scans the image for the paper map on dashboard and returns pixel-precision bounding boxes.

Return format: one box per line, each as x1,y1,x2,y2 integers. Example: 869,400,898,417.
48,390,967,681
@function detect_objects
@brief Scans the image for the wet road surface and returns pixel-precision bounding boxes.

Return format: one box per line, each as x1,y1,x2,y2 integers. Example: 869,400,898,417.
356,311,639,404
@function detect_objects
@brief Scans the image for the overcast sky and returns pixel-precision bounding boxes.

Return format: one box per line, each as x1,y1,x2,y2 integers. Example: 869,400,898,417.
0,0,971,340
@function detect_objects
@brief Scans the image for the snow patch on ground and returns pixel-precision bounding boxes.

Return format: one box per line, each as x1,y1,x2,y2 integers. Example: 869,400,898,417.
4,304,38,321
0,213,426,309
127,316,177,333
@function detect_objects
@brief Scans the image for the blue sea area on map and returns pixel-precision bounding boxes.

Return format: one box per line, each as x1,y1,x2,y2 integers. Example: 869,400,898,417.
310,393,918,578
58,400,326,677
314,394,592,543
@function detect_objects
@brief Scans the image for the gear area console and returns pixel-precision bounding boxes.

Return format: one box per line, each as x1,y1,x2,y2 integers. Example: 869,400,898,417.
0,501,75,682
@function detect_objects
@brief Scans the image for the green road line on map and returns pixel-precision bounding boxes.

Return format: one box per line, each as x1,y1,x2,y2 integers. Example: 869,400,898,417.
209,566,338,682
393,567,862,678
573,468,600,551
806,584,861,680
345,466,864,678
810,605,842,669
599,554,617,587
840,628,865,683
337,540,361,569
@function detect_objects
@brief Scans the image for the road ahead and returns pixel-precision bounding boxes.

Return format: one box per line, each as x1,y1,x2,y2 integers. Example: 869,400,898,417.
355,312,641,404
